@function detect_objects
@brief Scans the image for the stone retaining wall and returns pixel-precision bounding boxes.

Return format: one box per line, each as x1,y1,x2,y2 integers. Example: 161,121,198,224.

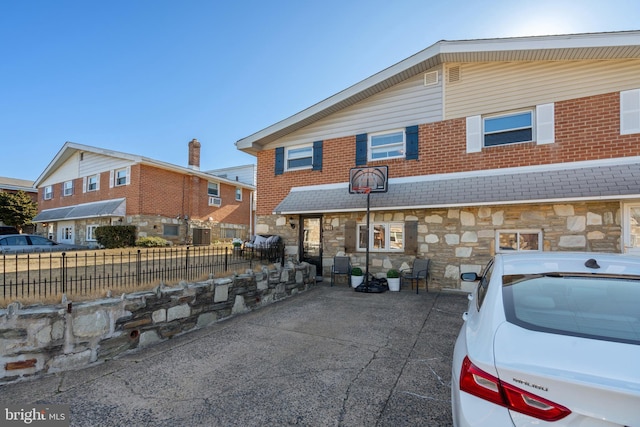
0,261,316,384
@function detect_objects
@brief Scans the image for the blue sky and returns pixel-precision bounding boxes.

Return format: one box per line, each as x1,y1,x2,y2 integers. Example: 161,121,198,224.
1,0,638,181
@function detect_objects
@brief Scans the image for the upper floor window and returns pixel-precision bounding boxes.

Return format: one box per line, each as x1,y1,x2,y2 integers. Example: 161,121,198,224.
63,180,74,196
369,130,405,160
286,145,313,171
357,222,404,252
235,187,242,201
496,229,542,253
44,185,53,200
484,110,533,147
208,182,219,197
115,168,128,186
87,174,99,191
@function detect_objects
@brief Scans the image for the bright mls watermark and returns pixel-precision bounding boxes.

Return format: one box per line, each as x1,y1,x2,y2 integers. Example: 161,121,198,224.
2,404,69,426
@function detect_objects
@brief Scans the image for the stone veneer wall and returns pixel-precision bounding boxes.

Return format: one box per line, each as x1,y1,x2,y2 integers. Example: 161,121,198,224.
256,201,621,290
0,261,316,385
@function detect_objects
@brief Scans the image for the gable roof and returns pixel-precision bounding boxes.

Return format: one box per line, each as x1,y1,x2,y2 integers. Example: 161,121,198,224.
236,30,640,154
0,176,35,192
34,142,255,190
273,157,640,214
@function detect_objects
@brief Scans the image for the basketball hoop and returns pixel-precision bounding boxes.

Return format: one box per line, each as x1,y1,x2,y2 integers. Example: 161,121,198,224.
352,186,371,194
349,166,388,194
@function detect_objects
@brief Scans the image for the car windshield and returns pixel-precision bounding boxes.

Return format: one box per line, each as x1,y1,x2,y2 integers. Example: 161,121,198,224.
503,273,640,345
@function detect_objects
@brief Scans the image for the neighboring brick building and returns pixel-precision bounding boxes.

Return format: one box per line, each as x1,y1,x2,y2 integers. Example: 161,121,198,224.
33,140,255,247
237,31,640,289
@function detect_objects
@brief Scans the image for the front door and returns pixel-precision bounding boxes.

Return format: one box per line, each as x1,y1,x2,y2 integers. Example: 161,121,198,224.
623,203,640,256
300,216,322,280
58,221,75,244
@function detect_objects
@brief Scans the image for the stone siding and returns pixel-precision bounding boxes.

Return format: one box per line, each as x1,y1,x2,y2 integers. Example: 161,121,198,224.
0,262,315,384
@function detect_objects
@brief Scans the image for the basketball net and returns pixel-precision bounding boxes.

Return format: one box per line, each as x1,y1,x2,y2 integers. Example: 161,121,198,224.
352,186,371,194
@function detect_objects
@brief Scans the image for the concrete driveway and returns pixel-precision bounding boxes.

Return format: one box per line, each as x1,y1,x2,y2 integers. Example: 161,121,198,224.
0,284,468,426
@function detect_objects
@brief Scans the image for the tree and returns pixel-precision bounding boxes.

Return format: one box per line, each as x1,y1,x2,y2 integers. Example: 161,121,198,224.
0,191,38,232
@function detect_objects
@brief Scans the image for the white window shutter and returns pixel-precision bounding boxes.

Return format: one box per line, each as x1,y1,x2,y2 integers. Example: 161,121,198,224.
125,166,131,185
536,103,555,145
82,177,87,193
109,170,114,188
466,115,482,153
96,173,100,190
621,89,640,135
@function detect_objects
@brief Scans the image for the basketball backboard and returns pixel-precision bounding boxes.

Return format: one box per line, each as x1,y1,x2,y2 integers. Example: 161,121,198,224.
349,166,388,194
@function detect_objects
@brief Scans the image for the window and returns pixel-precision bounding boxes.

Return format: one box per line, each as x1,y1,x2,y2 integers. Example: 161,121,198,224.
61,226,73,240
496,230,542,253
163,224,179,236
207,182,219,197
115,168,128,186
285,145,313,170
63,180,74,196
235,187,242,202
477,259,494,310
87,175,99,191
221,228,241,239
369,130,405,160
44,185,53,200
357,222,404,252
484,110,533,147
86,225,99,241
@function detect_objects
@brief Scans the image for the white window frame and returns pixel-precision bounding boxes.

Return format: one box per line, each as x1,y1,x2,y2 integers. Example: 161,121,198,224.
483,109,534,147
357,222,405,252
285,144,313,171
115,168,128,186
495,229,543,253
368,129,405,161
86,224,99,241
63,180,74,196
235,187,242,202
207,182,219,197
44,185,53,200
87,174,99,191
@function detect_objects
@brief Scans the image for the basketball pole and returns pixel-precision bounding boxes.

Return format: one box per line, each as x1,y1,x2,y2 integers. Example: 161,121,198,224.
365,191,370,286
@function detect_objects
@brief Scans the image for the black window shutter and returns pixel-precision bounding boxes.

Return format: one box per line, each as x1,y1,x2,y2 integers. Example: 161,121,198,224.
406,125,419,160
405,220,418,255
275,147,284,175
344,220,356,253
312,140,323,171
355,133,367,166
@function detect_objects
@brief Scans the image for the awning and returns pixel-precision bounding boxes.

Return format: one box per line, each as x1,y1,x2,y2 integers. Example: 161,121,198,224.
273,160,640,214
33,198,126,222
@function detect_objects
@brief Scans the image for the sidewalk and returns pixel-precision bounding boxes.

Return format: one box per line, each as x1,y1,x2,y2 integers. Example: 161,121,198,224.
0,284,468,426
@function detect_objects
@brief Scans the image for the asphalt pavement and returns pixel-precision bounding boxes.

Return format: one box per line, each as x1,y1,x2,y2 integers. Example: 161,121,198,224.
0,283,468,427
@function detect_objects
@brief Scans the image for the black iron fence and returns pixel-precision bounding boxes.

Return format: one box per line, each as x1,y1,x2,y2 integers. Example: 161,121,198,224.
1,243,285,302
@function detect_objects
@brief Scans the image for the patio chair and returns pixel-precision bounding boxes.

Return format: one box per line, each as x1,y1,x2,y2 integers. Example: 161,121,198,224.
331,256,351,287
400,258,430,294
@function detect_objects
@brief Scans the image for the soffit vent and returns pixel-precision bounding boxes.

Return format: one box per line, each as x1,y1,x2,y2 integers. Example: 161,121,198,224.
423,71,438,86
448,65,461,83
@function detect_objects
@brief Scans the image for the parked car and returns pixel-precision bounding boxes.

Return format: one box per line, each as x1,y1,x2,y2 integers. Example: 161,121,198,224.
0,226,19,235
0,234,87,254
452,252,640,427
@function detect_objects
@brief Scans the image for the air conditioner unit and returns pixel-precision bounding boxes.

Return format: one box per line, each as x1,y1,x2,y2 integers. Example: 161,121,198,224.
208,196,222,207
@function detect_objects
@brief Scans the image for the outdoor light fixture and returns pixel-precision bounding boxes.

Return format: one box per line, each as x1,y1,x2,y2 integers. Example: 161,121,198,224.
289,217,296,229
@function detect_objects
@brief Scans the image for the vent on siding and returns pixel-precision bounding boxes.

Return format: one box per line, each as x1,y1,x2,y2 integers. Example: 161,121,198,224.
208,197,222,207
423,71,438,86
448,66,461,83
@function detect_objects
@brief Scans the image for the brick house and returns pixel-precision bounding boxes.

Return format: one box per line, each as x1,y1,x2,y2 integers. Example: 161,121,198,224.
236,31,640,290
33,140,255,247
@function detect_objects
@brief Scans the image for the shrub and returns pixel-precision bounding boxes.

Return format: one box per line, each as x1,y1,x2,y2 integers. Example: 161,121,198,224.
351,267,363,276
95,225,136,249
386,269,400,278
136,236,169,247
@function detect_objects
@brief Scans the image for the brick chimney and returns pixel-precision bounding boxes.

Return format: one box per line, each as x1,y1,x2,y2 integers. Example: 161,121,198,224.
188,138,201,170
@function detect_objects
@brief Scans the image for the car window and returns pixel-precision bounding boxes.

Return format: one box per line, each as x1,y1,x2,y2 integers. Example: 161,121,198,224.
476,259,494,310
1,236,29,246
28,236,55,245
503,273,640,345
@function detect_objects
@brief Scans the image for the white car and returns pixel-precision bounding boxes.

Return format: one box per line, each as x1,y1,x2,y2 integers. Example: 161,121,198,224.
452,252,640,427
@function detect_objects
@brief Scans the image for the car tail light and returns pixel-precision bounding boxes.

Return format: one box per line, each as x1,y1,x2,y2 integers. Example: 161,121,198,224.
460,356,571,422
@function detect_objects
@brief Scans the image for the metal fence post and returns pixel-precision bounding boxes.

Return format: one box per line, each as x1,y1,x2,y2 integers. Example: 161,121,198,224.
61,252,67,293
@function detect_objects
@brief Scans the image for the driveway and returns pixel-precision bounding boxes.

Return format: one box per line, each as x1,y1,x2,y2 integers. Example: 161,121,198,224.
0,284,468,426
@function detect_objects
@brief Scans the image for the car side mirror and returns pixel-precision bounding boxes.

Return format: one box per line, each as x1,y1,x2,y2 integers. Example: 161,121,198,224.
460,272,480,282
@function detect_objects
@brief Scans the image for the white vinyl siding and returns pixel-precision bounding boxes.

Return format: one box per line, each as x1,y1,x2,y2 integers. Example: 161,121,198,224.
621,89,640,135
265,68,443,148
446,59,640,120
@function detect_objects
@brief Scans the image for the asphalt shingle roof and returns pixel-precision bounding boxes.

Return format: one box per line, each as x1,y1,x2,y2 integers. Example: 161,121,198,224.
273,162,640,214
33,198,126,222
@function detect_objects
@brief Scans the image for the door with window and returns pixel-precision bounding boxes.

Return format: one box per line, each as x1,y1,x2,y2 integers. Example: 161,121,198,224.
623,203,640,256
58,221,75,244
299,216,322,280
